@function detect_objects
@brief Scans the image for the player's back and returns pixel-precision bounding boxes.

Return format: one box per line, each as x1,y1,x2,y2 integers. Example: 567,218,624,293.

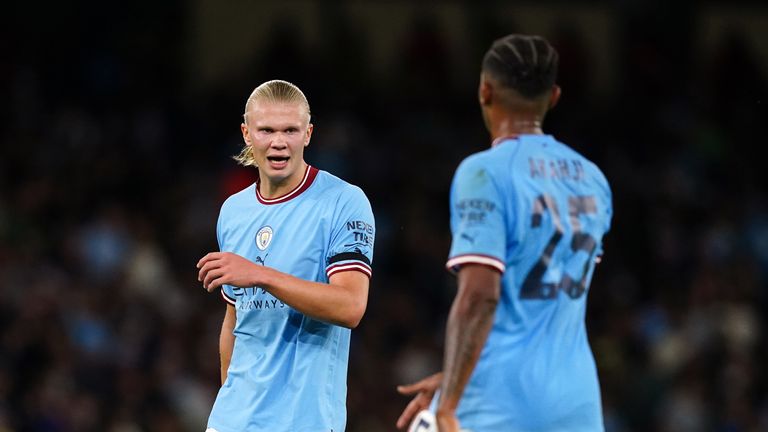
448,134,612,431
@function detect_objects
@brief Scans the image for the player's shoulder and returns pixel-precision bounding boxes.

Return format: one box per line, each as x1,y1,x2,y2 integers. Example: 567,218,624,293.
553,138,612,196
454,138,521,180
215,183,257,229
312,168,371,204
220,183,257,211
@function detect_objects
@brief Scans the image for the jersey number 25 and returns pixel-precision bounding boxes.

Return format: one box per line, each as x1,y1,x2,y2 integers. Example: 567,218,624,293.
520,194,599,300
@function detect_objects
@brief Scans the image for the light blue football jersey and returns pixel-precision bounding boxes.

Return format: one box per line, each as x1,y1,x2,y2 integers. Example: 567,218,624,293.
207,165,375,432
441,135,612,432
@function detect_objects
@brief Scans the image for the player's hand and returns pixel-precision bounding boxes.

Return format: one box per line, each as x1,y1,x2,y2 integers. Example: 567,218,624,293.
396,372,443,429
436,409,461,432
197,252,262,291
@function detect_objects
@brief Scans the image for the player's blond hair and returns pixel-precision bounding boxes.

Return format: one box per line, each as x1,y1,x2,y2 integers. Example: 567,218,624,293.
234,80,311,167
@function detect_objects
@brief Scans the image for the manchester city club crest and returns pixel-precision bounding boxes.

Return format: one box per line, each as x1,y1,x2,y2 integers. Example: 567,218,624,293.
255,226,273,250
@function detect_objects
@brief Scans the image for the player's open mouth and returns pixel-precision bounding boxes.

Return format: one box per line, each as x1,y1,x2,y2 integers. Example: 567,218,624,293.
267,156,289,168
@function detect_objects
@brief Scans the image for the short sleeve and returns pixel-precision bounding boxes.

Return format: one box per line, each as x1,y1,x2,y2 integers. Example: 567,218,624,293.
216,204,237,305
446,156,507,274
325,186,375,279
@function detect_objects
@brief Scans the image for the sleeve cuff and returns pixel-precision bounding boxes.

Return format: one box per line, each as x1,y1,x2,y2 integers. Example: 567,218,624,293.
446,254,505,275
326,262,372,278
326,251,372,278
220,289,236,305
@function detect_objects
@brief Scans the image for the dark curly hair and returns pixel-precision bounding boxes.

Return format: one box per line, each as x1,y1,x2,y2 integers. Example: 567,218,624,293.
482,34,559,99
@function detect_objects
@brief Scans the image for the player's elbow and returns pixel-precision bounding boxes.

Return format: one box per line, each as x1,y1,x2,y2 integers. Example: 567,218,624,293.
340,300,367,329
342,317,361,329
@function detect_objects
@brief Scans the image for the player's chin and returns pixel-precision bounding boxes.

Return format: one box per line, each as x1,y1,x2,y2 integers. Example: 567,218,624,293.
262,165,296,182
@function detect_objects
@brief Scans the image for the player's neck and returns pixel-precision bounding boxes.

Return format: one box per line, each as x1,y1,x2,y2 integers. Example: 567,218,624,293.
258,162,308,199
490,113,544,142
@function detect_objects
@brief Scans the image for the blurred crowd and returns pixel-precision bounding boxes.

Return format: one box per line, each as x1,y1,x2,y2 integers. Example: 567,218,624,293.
1,2,767,431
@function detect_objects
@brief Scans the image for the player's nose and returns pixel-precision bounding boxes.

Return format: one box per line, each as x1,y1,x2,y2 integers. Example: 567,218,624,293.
270,134,288,148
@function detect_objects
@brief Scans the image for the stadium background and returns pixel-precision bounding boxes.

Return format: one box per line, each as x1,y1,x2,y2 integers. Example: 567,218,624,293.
2,0,767,430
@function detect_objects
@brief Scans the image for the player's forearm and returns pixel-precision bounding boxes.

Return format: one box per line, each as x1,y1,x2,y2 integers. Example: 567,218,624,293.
219,306,236,385
219,341,233,385
437,276,499,413
260,268,367,328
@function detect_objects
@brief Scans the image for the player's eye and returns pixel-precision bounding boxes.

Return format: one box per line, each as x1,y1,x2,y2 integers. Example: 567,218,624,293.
285,128,299,134
258,128,274,134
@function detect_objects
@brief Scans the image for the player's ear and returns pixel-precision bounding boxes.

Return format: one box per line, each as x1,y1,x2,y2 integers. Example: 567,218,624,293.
548,85,561,109
479,78,492,107
241,122,251,144
305,123,313,147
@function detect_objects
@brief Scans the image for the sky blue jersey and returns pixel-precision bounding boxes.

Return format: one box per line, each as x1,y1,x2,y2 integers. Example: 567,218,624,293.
442,135,612,432
207,165,375,432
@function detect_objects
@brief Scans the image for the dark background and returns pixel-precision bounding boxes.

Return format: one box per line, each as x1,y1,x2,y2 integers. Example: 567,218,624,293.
1,1,767,431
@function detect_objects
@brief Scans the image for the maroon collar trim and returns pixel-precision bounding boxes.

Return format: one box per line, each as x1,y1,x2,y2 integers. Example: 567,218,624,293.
491,135,520,147
255,165,319,205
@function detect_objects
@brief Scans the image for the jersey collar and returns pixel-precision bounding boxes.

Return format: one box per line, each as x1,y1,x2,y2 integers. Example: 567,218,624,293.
492,134,556,148
491,135,520,147
255,165,319,205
